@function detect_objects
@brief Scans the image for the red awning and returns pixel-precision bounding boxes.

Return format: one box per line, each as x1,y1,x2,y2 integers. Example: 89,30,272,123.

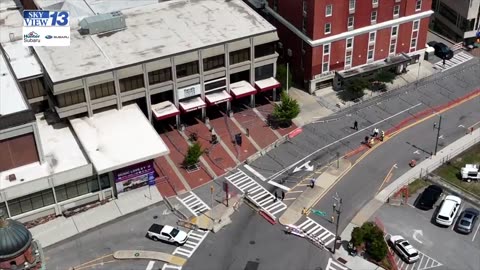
151,101,180,120
255,77,281,92
179,96,206,112
205,90,232,105
230,80,256,99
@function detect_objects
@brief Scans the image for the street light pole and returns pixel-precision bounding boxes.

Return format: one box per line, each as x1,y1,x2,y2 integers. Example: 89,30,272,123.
434,115,442,155
332,193,343,254
286,62,289,95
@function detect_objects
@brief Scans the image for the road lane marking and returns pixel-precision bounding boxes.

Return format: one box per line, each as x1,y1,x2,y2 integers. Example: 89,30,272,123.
244,164,267,181
266,103,423,181
377,164,397,193
146,261,155,270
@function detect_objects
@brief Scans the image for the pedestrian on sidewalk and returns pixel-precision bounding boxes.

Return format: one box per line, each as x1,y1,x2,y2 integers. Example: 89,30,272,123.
442,58,446,66
274,191,278,202
281,191,285,201
310,178,315,188
353,120,358,130
364,136,369,144
433,122,437,130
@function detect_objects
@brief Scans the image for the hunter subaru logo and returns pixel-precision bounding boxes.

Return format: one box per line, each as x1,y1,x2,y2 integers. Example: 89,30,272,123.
23,10,70,46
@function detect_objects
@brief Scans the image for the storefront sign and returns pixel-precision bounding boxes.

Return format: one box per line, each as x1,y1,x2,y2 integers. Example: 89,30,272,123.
177,84,201,100
114,160,154,183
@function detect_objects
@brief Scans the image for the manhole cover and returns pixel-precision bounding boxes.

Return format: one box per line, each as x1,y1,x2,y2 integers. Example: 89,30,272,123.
153,215,158,219
249,240,255,245
244,261,259,270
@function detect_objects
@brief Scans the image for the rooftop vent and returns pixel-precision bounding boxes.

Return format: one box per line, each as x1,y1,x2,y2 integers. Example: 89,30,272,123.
79,11,126,35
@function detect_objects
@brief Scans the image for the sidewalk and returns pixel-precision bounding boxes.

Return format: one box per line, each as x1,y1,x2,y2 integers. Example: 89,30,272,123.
191,193,242,232
31,186,163,248
278,159,351,225
336,127,480,269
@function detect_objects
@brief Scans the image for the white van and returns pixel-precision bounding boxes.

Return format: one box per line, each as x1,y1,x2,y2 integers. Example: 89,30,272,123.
436,195,462,226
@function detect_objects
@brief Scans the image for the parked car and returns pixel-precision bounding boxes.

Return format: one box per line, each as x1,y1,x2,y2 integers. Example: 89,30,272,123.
435,195,462,226
455,208,479,234
416,185,443,210
147,224,188,246
389,235,420,263
427,41,454,60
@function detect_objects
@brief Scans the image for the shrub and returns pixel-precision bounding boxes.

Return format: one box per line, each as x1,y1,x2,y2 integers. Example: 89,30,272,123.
183,142,204,167
342,77,369,100
367,238,388,261
351,226,365,247
374,69,396,84
271,92,300,127
350,221,388,262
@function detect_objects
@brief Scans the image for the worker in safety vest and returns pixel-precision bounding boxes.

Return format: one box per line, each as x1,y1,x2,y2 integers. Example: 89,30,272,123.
380,130,385,141
370,137,375,146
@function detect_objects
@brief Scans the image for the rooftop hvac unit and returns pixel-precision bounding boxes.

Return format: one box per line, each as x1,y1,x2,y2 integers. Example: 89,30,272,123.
79,11,126,35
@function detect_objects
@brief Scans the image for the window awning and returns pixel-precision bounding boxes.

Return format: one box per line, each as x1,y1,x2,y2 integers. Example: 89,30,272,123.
205,90,232,105
255,77,281,92
179,96,206,112
151,101,180,120
230,80,256,99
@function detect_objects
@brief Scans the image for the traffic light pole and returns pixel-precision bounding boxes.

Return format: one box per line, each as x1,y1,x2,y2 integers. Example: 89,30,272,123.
332,194,343,254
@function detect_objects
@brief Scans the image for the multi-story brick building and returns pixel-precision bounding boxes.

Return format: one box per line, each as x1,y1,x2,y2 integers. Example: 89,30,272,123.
248,0,434,92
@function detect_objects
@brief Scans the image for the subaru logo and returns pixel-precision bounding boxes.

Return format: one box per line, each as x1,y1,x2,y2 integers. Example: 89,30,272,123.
45,35,53,39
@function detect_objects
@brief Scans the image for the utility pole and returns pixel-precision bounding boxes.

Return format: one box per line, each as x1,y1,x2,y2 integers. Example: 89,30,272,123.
286,62,289,95
434,115,442,155
332,193,343,254
210,185,215,221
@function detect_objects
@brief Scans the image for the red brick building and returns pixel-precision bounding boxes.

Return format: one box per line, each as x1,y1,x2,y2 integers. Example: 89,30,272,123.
261,0,433,92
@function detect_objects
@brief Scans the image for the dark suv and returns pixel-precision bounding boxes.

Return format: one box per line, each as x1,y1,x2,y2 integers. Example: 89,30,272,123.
428,41,454,60
416,185,443,210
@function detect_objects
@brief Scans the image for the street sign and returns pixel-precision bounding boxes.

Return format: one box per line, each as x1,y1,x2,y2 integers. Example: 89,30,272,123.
311,209,326,216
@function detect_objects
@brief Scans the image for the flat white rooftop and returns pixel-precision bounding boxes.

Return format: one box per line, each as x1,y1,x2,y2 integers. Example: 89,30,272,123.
0,0,23,43
69,104,169,174
0,52,28,116
2,41,43,80
0,113,91,190
34,0,276,83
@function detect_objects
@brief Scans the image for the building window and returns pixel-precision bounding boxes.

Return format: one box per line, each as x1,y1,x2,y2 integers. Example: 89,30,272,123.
393,5,400,17
323,43,330,54
7,189,55,216
369,32,376,42
255,42,275,59
346,38,353,49
367,46,374,60
203,55,225,71
176,61,199,78
390,39,397,54
55,89,86,107
372,0,378,5
413,20,420,31
89,81,115,99
303,0,307,14
255,64,274,81
229,48,250,65
325,23,331,34
415,0,422,11
273,0,278,11
204,78,227,93
349,0,355,10
322,62,329,73
410,38,417,50
20,78,46,99
347,16,354,28
345,51,352,67
371,11,377,23
119,75,144,93
326,4,332,17
148,67,172,85
55,176,108,202
391,25,398,37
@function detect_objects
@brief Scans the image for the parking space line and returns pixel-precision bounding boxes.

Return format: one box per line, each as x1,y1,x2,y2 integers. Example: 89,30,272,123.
451,204,465,231
472,218,480,242
416,255,424,270
146,261,155,270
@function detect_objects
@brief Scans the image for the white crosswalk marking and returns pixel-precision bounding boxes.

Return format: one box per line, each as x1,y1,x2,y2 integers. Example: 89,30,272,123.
326,258,348,270
296,217,336,247
433,52,473,72
225,169,287,218
162,230,210,270
177,191,210,216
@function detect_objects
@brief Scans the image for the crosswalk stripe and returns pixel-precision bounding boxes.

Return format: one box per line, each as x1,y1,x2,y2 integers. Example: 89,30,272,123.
298,219,312,228
326,258,348,270
161,264,182,270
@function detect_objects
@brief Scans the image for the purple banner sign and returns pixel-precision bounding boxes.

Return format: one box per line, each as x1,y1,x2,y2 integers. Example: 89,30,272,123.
114,160,154,183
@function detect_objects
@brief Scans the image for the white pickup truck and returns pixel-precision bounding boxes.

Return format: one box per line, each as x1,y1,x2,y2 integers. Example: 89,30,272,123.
147,224,188,246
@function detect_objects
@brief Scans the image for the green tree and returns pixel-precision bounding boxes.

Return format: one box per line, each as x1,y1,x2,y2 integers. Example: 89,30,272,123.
367,238,388,261
271,92,300,127
342,77,369,100
374,69,396,84
276,63,293,91
351,226,365,247
183,142,204,167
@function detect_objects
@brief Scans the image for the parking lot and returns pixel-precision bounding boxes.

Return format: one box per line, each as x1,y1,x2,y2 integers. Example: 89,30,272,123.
374,187,480,270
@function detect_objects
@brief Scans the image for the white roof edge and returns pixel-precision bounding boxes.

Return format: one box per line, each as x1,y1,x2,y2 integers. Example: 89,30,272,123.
95,153,161,175
266,6,434,47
